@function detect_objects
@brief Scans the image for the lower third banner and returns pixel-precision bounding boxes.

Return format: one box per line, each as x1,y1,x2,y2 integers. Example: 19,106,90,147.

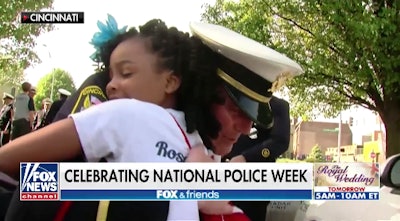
61,189,312,200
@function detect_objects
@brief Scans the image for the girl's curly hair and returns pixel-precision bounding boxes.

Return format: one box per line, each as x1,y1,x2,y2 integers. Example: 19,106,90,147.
98,19,224,148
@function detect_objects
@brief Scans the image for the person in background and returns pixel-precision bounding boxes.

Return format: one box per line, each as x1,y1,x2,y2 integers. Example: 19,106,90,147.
11,82,35,140
223,95,291,221
43,89,71,125
0,93,14,146
28,87,37,129
33,98,52,130
28,87,36,99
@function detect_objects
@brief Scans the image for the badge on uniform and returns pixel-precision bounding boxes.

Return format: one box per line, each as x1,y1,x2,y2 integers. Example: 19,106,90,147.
262,148,271,158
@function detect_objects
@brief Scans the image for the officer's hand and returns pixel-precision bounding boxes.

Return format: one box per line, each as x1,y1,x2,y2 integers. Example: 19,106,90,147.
198,201,234,215
185,145,214,162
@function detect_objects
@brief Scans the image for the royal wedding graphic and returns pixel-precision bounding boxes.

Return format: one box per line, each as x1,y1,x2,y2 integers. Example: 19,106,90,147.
313,162,380,200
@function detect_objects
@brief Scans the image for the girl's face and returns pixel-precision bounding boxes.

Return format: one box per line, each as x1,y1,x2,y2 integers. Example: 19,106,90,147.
210,89,253,155
106,38,180,107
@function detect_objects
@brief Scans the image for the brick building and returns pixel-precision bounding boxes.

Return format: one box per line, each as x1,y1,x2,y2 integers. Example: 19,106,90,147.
293,121,352,159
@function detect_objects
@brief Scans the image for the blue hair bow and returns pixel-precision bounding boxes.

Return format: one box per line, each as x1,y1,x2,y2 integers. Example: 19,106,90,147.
89,14,128,62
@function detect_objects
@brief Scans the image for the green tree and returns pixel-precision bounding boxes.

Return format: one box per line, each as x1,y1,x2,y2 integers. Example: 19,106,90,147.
201,0,400,157
0,56,25,88
306,144,325,162
0,0,55,74
35,68,76,109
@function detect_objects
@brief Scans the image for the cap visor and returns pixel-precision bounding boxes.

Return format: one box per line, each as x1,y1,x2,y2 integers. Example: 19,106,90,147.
223,84,273,129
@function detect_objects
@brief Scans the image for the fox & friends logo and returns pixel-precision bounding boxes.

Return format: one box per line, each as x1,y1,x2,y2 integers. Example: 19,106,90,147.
20,163,59,201
20,12,84,24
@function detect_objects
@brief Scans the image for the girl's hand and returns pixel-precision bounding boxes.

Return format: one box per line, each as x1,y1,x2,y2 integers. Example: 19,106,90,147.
185,145,214,163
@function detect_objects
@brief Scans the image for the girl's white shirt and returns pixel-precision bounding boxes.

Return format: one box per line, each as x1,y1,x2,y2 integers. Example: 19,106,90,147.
70,98,203,221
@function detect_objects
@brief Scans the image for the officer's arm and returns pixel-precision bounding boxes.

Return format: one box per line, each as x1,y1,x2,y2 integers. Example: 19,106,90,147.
238,98,290,162
0,118,82,178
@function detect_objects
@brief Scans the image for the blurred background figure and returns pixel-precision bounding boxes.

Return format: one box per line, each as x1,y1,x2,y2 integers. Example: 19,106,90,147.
33,98,52,130
42,88,71,125
28,87,36,99
0,93,14,146
12,82,35,140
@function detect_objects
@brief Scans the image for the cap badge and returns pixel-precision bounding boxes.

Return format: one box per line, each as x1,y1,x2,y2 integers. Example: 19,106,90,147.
268,72,293,93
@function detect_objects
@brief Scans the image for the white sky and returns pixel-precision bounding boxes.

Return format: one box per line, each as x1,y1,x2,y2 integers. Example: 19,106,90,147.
25,0,216,87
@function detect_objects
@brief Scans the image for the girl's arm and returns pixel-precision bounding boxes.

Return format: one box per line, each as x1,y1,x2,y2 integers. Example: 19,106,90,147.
0,118,82,177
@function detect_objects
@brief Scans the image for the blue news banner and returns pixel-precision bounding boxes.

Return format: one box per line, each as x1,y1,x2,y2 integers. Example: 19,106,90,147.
61,189,311,200
19,162,313,201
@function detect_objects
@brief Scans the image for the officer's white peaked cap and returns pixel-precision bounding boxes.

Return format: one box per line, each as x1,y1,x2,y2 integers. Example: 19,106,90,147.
189,22,304,129
58,88,71,96
3,93,14,100
189,22,303,84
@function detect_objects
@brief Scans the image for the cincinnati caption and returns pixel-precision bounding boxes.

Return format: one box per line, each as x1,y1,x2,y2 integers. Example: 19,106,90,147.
64,169,307,183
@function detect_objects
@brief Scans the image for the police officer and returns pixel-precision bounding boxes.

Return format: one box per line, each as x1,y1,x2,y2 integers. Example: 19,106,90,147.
0,93,14,146
43,89,71,126
224,95,291,221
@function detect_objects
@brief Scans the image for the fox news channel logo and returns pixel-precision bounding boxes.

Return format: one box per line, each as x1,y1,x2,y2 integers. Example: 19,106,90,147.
20,12,84,24
20,163,59,201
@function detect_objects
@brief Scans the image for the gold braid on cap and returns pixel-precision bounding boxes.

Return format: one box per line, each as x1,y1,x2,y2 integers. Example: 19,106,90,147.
268,72,293,93
217,69,270,103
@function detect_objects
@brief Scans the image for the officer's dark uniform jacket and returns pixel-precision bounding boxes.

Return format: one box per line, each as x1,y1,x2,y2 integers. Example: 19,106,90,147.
4,71,172,221
0,103,13,144
223,96,291,221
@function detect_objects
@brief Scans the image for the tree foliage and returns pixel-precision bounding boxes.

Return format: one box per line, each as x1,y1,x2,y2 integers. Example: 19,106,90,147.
35,68,76,109
0,57,25,88
0,0,55,74
306,144,325,162
201,0,400,157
